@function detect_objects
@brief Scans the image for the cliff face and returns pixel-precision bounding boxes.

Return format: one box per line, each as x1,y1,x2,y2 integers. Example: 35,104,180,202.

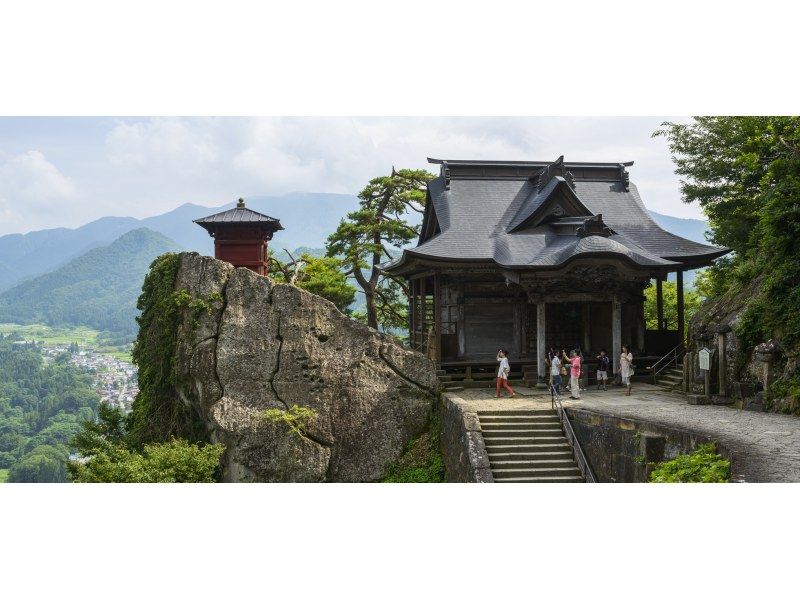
157,253,439,482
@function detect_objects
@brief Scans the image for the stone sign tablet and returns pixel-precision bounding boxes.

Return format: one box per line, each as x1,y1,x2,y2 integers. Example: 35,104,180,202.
699,347,711,371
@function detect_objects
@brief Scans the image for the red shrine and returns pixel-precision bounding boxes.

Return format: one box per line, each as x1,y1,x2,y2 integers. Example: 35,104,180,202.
193,198,283,275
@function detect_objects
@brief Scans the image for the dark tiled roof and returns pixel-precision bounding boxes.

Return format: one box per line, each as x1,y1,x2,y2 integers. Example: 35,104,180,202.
193,199,283,229
384,159,729,273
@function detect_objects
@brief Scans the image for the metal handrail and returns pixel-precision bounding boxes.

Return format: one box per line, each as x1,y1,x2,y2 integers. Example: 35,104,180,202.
550,385,596,483
650,343,686,382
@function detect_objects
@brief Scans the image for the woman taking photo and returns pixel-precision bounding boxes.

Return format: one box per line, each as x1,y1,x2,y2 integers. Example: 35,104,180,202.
495,349,515,398
620,344,633,396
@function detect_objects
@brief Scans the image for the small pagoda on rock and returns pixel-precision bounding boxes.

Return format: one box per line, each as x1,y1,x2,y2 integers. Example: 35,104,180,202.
194,198,283,275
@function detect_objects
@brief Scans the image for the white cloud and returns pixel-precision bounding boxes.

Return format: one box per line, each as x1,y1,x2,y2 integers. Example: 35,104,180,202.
0,116,705,235
105,117,220,174
0,150,80,234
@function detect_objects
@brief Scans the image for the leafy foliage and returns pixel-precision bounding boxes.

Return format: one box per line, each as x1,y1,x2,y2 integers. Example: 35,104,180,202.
69,401,224,482
382,408,444,483
657,117,800,351
262,405,318,438
128,253,209,447
649,442,730,483
0,228,181,336
327,168,434,330
657,117,800,409
268,250,356,312
0,334,99,482
69,438,224,483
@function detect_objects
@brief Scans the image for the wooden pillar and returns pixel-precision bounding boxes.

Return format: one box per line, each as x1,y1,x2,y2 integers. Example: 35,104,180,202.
612,295,622,375
457,282,465,358
536,302,546,382
676,270,685,346
636,300,646,353
656,278,664,331
513,302,524,358
582,303,591,353
409,278,416,349
433,273,442,365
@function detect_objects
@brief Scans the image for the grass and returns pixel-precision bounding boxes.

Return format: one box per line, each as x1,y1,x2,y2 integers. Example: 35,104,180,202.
0,469,9,483
0,323,132,362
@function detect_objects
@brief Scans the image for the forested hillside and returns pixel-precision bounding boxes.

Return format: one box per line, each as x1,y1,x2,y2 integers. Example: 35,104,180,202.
0,228,180,337
0,334,99,482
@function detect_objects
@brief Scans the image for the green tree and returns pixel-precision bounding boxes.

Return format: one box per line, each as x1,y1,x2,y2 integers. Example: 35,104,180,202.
326,168,434,330
69,439,224,483
655,117,800,350
268,250,356,312
643,281,701,335
8,444,70,483
68,401,225,483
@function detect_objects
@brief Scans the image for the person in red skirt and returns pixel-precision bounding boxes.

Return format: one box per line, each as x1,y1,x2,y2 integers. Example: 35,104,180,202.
495,349,516,397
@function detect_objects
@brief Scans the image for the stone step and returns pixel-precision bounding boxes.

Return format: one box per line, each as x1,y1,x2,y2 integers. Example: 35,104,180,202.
436,369,447,376
481,430,564,439
483,436,567,446
479,415,559,423
480,422,563,431
437,375,453,382
443,386,465,392
494,475,584,483
485,450,574,461
491,466,582,479
490,459,577,470
478,409,558,418
484,443,571,453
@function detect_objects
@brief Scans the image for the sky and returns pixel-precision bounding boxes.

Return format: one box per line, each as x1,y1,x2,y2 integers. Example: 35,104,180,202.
0,116,699,236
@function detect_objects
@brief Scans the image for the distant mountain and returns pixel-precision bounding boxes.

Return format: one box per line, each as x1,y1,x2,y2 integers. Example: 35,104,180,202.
0,192,359,292
647,210,710,245
0,216,140,291
647,210,712,287
0,228,180,335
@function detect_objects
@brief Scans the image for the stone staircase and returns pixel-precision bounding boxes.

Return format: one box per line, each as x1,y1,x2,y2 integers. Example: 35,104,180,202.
437,369,464,392
477,409,584,483
654,365,683,392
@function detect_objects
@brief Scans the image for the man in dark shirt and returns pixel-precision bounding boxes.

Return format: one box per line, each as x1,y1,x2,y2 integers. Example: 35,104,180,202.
596,349,610,391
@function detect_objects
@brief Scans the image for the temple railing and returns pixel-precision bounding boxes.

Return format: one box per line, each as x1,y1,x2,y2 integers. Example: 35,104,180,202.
550,387,596,483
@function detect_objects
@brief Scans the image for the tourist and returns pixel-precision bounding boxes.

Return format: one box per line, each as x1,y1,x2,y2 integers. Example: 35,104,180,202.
495,349,515,398
596,349,610,391
550,351,562,398
562,349,581,400
620,344,633,396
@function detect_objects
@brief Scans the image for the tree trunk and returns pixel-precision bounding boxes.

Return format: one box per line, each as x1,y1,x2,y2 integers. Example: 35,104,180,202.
365,289,378,329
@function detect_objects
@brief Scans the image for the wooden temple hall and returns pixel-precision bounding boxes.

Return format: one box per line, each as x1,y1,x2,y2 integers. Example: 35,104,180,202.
383,157,730,384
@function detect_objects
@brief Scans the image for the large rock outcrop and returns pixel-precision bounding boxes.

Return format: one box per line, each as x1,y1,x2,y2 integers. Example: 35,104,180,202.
163,253,439,482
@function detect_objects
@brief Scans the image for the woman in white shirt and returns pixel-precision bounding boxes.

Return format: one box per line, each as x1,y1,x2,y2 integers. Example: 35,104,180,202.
620,345,633,396
495,349,516,398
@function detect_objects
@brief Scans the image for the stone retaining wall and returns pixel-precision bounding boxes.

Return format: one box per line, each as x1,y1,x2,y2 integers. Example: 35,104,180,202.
440,393,493,483
566,408,736,482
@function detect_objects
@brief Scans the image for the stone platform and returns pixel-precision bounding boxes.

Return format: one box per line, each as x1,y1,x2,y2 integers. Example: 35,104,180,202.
447,383,800,482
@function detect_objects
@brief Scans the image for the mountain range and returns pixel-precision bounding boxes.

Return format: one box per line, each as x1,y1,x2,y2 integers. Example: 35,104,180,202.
0,228,181,335
0,192,360,292
0,194,711,338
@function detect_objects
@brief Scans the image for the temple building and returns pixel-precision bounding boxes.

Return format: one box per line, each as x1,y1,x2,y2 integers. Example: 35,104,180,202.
194,198,283,276
382,157,730,383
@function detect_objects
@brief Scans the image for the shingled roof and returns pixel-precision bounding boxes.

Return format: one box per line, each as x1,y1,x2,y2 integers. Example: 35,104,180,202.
383,157,729,274
193,198,283,231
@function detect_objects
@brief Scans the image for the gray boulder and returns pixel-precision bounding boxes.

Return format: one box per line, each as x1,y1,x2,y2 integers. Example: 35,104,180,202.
168,253,439,482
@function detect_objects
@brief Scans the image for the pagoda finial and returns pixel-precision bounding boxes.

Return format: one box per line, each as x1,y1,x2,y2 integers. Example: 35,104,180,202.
237,198,246,208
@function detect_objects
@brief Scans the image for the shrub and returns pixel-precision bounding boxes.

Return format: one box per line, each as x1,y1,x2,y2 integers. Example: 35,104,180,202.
649,442,730,483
